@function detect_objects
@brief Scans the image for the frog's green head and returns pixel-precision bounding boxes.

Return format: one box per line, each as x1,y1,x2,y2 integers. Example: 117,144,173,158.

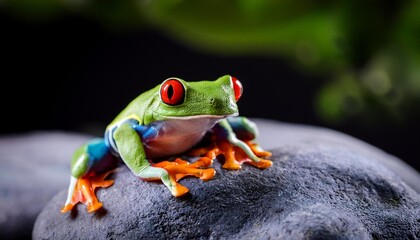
153,75,242,120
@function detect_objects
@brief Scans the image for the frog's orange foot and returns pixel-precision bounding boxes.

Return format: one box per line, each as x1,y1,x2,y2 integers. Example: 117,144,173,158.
215,140,273,170
153,157,216,182
222,160,242,170
60,170,114,213
187,143,219,160
245,140,272,158
152,157,216,197
186,136,272,171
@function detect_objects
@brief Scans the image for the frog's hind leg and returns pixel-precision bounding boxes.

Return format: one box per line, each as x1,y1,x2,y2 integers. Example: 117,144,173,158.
61,138,116,213
62,176,78,212
217,117,272,169
227,117,271,157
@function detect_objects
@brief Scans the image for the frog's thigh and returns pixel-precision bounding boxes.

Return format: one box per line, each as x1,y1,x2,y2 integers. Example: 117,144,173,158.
113,123,150,175
70,145,90,178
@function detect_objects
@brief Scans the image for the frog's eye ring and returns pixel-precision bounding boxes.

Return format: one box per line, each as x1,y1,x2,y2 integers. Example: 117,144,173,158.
230,76,243,102
160,78,185,106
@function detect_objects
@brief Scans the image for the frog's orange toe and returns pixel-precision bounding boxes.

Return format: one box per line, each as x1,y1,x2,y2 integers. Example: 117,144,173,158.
60,204,74,213
245,141,272,158
191,157,213,168
247,159,273,169
87,201,103,213
222,161,242,170
200,168,216,180
171,183,189,197
255,151,272,158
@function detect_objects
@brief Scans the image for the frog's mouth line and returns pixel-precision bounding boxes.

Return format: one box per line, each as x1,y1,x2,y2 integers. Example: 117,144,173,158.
162,113,238,120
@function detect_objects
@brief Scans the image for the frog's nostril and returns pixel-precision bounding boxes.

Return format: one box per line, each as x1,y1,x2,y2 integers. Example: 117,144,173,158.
210,98,215,104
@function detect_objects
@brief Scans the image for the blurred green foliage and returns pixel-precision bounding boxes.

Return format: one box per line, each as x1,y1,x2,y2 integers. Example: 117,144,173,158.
2,0,419,126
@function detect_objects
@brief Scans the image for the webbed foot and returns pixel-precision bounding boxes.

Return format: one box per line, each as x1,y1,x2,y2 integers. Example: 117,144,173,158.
218,140,272,170
61,170,114,213
187,137,272,170
146,157,215,197
152,157,216,182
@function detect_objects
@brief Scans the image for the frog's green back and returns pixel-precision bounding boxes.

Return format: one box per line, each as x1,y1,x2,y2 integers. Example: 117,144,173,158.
107,84,161,127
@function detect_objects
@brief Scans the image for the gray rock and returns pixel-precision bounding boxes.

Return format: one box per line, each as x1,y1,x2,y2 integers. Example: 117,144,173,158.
0,131,92,240
32,120,420,240
253,118,420,194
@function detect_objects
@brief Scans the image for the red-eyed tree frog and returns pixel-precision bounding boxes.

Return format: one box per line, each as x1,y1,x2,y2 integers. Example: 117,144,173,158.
61,75,272,213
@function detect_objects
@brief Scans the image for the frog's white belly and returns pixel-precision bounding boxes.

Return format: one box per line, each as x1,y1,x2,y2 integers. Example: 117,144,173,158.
144,116,224,158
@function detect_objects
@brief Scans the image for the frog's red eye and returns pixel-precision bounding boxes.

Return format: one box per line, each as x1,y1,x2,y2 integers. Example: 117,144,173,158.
230,76,243,102
160,78,185,106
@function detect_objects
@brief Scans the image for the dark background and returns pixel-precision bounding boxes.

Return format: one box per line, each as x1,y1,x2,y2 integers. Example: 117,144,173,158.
1,12,419,173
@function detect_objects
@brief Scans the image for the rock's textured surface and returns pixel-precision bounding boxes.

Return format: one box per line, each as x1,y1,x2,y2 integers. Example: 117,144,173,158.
0,131,92,240
33,124,420,239
253,119,420,193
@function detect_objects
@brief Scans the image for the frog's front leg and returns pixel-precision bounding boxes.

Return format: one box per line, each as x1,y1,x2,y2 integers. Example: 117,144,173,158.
216,117,272,170
113,123,189,197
